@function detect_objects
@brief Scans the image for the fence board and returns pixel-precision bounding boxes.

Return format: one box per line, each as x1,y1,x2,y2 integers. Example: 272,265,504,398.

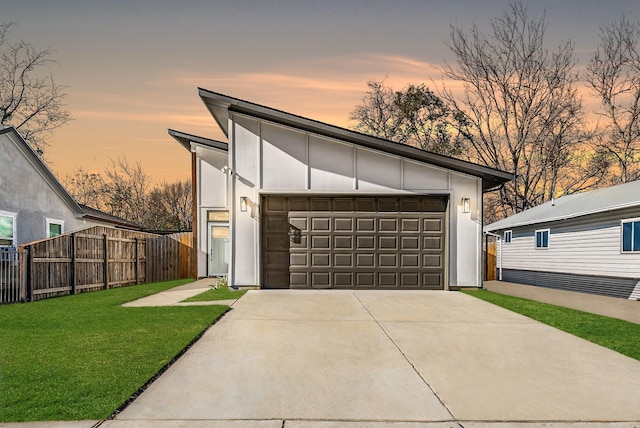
7,226,194,302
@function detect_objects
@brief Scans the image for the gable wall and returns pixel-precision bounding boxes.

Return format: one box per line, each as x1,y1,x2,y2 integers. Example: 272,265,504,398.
224,113,483,287
0,133,99,245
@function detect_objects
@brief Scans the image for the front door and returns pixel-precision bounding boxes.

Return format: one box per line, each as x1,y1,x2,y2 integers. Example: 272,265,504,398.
208,223,229,277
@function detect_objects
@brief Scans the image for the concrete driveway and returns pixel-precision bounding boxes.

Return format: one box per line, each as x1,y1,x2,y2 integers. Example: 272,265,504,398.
106,290,640,427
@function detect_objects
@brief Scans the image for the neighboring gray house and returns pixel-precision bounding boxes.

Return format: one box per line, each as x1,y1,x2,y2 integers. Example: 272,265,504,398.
485,180,640,300
0,126,141,247
170,89,512,290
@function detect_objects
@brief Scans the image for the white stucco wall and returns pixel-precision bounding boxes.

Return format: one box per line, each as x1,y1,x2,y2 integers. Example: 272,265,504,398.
196,112,485,287
0,132,100,245
196,151,229,277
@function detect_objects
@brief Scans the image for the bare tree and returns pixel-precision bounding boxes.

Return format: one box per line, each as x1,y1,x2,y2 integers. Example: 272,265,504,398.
0,23,71,155
350,79,472,157
63,167,107,210
586,15,640,184
442,2,601,219
103,158,150,225
146,180,192,231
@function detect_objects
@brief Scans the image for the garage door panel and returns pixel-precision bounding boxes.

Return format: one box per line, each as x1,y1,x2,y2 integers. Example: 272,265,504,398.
356,253,375,267
423,236,442,250
378,254,398,267
334,253,353,267
334,235,353,249
311,253,330,267
263,196,446,289
379,218,398,232
424,218,443,232
311,272,331,288
356,218,376,232
401,236,420,250
378,236,398,250
334,218,353,231
401,254,420,267
423,254,442,268
311,236,330,250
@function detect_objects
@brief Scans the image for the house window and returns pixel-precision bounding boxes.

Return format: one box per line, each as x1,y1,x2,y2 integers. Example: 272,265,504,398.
46,218,64,238
535,229,549,249
504,230,512,243
207,211,229,222
0,211,17,247
621,219,640,252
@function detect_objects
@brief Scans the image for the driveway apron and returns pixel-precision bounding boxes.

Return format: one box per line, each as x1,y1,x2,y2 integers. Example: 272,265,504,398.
114,290,640,424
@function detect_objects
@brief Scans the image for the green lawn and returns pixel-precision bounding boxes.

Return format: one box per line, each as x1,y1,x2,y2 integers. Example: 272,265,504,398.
0,279,229,422
182,285,247,302
462,289,640,361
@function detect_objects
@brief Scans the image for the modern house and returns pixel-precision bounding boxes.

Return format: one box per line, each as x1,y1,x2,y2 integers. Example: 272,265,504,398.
485,180,640,300
170,89,512,289
0,126,142,247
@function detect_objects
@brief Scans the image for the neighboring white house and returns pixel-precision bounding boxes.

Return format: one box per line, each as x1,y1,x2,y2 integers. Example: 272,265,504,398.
170,89,512,290
0,126,142,247
485,180,640,300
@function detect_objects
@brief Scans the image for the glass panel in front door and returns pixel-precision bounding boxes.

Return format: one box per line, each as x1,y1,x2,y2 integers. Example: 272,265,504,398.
209,224,229,276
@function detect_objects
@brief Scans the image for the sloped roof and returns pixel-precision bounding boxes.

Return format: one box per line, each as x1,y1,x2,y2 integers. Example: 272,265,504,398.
197,88,513,192
79,204,144,230
1,126,145,231
485,180,640,231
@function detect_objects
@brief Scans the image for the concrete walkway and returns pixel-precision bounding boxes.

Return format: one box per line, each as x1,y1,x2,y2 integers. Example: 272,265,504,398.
103,290,640,427
121,278,238,307
484,280,640,324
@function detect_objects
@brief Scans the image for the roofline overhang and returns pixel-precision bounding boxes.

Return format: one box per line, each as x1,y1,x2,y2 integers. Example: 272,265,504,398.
485,200,640,232
168,128,228,152
197,88,513,192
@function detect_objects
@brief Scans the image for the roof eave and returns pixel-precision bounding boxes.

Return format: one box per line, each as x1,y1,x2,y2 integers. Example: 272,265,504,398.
167,128,228,152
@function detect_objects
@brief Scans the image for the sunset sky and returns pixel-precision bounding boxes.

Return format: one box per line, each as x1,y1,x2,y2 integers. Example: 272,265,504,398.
2,0,638,184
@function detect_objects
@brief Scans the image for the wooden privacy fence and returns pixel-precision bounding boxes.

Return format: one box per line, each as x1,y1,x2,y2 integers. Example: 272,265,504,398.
483,237,497,281
12,226,193,302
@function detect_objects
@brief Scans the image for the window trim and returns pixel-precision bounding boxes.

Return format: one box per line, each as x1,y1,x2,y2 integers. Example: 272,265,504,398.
0,210,17,247
503,230,512,243
621,218,640,253
46,218,65,238
535,228,550,249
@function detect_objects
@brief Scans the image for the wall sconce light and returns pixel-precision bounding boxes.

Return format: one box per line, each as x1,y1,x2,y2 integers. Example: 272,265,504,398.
240,196,248,212
462,198,470,214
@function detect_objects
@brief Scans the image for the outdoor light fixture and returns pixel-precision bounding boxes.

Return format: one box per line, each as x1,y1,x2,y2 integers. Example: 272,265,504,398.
240,196,248,212
462,198,470,214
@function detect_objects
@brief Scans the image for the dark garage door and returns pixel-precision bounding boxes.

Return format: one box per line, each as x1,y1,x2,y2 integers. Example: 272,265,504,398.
262,196,447,289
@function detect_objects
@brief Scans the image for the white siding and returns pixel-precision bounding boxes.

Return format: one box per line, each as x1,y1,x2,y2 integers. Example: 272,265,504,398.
262,123,307,190
309,135,354,190
502,222,640,278
196,112,485,288
355,148,402,191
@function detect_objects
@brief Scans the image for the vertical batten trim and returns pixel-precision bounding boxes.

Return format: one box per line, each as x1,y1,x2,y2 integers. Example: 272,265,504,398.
305,133,310,190
400,158,405,190
353,146,358,190
229,113,236,287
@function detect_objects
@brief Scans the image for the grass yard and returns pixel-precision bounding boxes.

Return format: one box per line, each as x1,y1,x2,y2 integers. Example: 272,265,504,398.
0,279,229,422
182,285,247,302
462,289,640,361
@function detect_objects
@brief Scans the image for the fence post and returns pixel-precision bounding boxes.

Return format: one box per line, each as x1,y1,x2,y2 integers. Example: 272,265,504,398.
134,237,139,284
26,245,33,302
71,233,77,294
103,234,109,290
